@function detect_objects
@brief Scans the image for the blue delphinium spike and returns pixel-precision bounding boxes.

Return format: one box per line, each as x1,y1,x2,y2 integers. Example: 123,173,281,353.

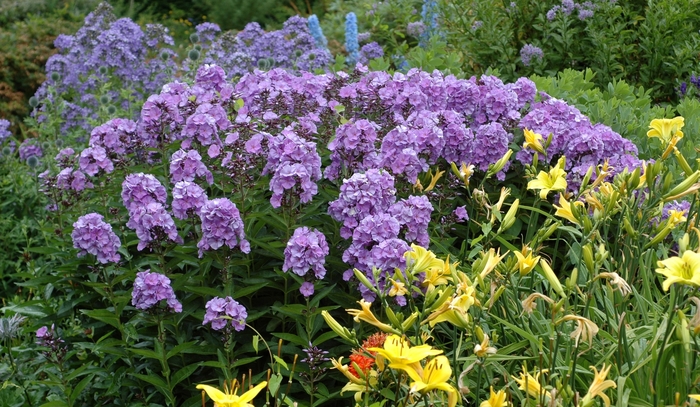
345,12,360,66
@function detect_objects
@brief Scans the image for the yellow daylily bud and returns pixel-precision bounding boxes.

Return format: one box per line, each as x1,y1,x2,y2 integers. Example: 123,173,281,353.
582,244,595,274
424,168,445,192
486,149,513,178
676,310,691,352
663,170,700,201
680,233,691,253
497,199,519,233
566,267,579,290
538,259,565,297
579,165,595,193
402,312,420,332
321,311,357,344
353,268,379,294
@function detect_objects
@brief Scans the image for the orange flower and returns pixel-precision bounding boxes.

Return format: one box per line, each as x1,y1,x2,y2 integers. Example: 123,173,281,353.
348,353,375,378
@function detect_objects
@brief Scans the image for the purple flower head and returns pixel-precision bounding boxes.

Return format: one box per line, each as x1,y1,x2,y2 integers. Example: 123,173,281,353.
283,227,329,279
57,168,92,192
171,181,208,219
169,149,214,185
300,281,315,297
79,145,114,176
198,198,250,257
264,130,322,208
520,44,544,67
195,22,221,46
131,270,182,313
182,113,218,146
325,119,381,180
359,42,384,65
328,169,397,239
389,195,433,246
454,206,469,222
121,173,167,214
35,324,64,351
195,64,227,91
72,213,121,263
203,296,247,331
19,139,43,161
89,118,137,155
127,202,182,251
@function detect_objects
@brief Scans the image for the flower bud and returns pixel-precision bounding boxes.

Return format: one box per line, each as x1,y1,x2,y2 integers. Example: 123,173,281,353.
29,96,39,108
321,311,356,344
498,199,519,233
189,33,200,43
486,149,513,178
50,72,61,81
582,244,595,274
188,49,200,61
538,259,565,297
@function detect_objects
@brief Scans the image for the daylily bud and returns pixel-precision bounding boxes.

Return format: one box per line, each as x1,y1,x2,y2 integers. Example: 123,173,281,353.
402,312,420,332
487,285,506,309
385,307,402,330
582,244,595,274
539,259,565,297
321,311,357,344
680,233,691,253
623,217,638,238
566,267,579,290
353,268,379,294
628,167,641,191
677,310,691,352
579,165,595,193
486,149,513,178
498,199,519,233
663,170,700,201
674,149,695,177
475,326,485,343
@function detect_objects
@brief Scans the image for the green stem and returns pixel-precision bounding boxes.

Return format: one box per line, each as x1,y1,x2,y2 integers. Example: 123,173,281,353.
653,286,679,407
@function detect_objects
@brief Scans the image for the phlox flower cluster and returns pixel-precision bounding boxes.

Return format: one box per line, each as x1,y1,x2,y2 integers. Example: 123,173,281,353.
131,270,182,313
79,146,114,176
122,173,181,250
325,119,381,180
71,213,121,264
197,198,250,257
329,170,432,304
33,2,176,133
283,227,329,297
201,16,332,79
203,296,247,331
55,148,76,169
57,168,92,192
36,324,66,362
171,181,208,219
517,96,641,190
170,149,214,185
262,129,322,208
89,118,137,156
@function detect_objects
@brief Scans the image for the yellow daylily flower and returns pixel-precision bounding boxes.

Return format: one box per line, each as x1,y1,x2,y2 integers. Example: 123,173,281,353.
388,278,408,297
521,292,554,314
513,245,540,276
346,300,396,333
367,334,442,374
513,366,549,401
404,355,458,407
690,394,700,401
196,381,267,407
580,364,616,407
480,386,508,407
647,117,684,145
475,248,507,280
656,251,700,291
405,244,444,277
426,289,476,329
528,156,567,199
523,128,545,155
331,357,366,385
596,272,632,296
424,168,445,192
553,193,583,225
666,209,687,229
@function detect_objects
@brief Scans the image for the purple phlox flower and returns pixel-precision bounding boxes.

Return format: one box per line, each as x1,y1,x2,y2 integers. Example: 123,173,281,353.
300,281,315,297
328,169,397,239
89,118,137,155
79,145,114,176
264,129,322,208
203,296,247,331
55,148,76,169
126,202,182,251
471,122,512,180
195,22,221,47
389,195,433,246
283,227,330,279
195,64,227,92
35,324,64,349
407,21,427,37
72,213,121,263
131,270,182,312
121,173,167,214
171,181,208,219
169,149,214,185
325,119,381,180
57,167,93,192
197,198,250,257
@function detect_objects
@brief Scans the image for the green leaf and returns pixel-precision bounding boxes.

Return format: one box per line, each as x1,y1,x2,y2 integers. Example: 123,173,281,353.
132,372,169,391
166,341,198,360
130,348,162,361
268,373,283,396
68,374,93,405
273,355,289,370
171,364,199,388
80,309,121,329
